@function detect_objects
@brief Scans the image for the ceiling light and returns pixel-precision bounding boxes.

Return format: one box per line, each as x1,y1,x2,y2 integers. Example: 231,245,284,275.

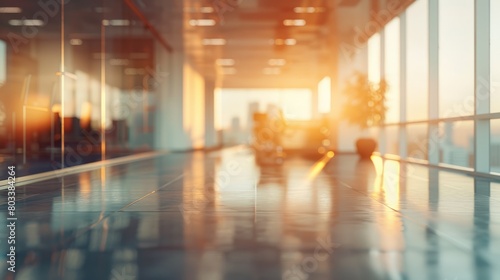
189,19,216,26
222,68,237,75
268,59,286,66
9,19,45,26
110,59,130,66
274,39,297,46
102,19,130,26
200,7,214,13
70,39,83,46
95,7,110,13
294,7,325,13
263,68,281,75
216,59,235,66
0,7,22,13
283,19,306,26
202,38,226,45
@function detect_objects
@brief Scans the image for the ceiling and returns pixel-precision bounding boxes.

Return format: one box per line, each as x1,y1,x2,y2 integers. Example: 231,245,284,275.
0,0,414,90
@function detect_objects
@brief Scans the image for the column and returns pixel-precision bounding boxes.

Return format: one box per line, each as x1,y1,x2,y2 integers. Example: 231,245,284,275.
428,0,439,165
204,79,217,149
475,0,490,173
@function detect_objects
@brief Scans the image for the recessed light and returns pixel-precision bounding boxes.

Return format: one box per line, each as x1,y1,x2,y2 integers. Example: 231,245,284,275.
70,39,83,46
189,19,216,26
9,19,45,26
216,59,235,66
283,19,306,26
274,39,297,46
202,38,226,45
102,19,130,26
0,7,22,13
294,7,325,13
200,7,214,13
268,59,286,66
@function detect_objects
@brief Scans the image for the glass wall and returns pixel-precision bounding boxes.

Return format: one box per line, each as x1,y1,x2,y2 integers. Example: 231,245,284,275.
406,0,428,121
0,1,170,177
407,124,428,161
438,0,474,118
492,120,500,173
492,0,500,113
384,18,400,124
439,121,474,169
363,0,499,175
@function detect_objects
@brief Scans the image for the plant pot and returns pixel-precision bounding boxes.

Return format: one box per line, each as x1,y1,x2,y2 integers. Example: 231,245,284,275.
355,138,377,159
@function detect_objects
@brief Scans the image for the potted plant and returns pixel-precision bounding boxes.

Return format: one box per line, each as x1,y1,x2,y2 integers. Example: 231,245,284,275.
341,72,388,159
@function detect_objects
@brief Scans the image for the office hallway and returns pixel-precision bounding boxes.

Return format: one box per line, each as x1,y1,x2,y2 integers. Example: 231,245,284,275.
1,147,500,280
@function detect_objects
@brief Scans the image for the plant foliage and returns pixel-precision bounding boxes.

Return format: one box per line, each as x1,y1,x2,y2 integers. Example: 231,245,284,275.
341,72,388,129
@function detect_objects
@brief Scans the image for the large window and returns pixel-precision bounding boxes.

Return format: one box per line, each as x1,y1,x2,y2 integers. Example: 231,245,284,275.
406,0,429,121
384,18,400,124
407,124,428,161
439,121,474,169
368,34,381,83
492,0,500,113
492,120,500,173
438,0,475,118
357,0,500,175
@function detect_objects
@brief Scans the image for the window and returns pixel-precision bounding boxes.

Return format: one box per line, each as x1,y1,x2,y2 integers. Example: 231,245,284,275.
438,0,475,118
406,0,429,121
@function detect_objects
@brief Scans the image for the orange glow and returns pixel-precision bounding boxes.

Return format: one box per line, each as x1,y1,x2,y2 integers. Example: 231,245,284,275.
383,160,401,210
371,155,384,194
183,63,205,148
52,104,61,114
78,172,91,200
307,151,334,181
80,102,92,129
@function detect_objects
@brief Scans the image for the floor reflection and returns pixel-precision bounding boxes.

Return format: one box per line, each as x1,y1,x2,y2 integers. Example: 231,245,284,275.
0,148,500,279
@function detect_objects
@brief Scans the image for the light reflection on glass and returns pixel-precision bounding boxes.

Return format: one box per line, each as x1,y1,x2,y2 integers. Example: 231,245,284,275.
383,160,401,210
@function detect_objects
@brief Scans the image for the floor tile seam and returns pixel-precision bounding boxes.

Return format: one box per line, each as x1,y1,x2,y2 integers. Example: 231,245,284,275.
44,173,186,251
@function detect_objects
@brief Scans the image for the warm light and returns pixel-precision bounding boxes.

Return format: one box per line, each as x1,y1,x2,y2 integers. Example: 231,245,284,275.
0,7,22,13
9,19,45,26
216,59,235,66
318,76,332,114
294,7,325,13
263,68,280,75
202,38,226,45
307,152,335,181
200,7,214,13
189,19,216,26
95,7,109,13
80,102,91,128
283,19,306,26
185,6,215,13
268,59,286,66
102,19,130,26
52,104,61,114
273,38,297,46
70,39,83,46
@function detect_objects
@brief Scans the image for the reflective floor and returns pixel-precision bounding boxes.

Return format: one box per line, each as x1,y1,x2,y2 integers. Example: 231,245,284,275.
1,146,500,280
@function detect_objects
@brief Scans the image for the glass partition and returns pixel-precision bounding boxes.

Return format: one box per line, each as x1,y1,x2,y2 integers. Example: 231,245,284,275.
0,0,170,178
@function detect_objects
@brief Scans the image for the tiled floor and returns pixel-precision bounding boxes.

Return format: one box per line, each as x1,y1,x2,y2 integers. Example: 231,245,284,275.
1,146,500,280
